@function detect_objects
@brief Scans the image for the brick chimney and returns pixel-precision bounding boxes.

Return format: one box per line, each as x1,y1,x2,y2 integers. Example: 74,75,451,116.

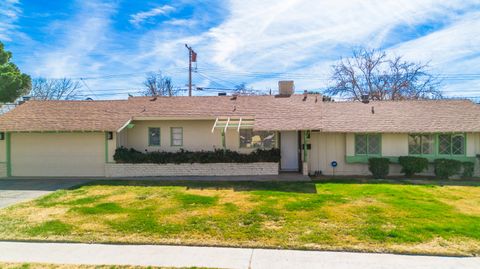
278,81,294,96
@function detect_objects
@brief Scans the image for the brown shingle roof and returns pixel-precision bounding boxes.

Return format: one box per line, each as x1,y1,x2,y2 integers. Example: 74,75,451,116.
0,95,479,133
320,99,480,133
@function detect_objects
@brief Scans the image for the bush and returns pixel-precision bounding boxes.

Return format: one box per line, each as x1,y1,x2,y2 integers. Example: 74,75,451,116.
398,156,429,177
462,161,474,178
113,147,281,164
433,159,462,179
368,157,390,179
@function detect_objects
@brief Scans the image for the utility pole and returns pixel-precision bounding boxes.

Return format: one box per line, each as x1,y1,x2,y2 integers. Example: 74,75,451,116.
185,44,197,96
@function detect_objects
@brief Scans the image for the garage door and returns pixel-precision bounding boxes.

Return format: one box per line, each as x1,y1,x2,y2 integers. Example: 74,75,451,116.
11,133,105,177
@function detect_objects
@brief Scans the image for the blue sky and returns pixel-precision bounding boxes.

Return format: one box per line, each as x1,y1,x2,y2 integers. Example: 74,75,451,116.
1,0,480,99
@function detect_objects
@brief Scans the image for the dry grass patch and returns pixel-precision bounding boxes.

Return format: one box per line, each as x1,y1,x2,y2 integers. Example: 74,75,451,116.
0,180,479,256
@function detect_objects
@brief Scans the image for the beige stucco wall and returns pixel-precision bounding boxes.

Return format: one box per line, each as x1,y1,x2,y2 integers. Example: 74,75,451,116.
382,134,408,156
311,132,480,176
122,120,260,153
11,132,106,177
346,133,408,157
0,138,5,163
0,163,6,177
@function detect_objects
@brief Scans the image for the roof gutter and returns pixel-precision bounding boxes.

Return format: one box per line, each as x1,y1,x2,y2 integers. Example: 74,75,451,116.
116,118,133,133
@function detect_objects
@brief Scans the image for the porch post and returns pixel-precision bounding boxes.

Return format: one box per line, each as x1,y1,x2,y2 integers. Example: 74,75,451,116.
303,130,308,161
302,130,309,176
221,130,226,152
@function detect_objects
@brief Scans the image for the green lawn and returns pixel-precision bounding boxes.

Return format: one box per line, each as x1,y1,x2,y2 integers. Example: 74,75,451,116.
0,180,479,256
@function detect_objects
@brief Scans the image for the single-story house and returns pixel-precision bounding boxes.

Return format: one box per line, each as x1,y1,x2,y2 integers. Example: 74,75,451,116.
1,81,480,178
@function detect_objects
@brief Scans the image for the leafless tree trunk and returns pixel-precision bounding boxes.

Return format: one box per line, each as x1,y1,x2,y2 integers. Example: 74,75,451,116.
326,48,442,101
143,72,179,96
30,78,81,100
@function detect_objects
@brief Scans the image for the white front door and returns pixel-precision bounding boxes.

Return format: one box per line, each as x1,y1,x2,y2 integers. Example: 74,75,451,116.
280,131,299,171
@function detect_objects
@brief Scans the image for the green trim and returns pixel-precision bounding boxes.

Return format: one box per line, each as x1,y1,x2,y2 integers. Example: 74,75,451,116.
346,155,476,164
148,127,161,146
354,133,382,157
170,127,183,147
6,132,11,177
104,132,109,163
127,124,135,129
408,133,467,157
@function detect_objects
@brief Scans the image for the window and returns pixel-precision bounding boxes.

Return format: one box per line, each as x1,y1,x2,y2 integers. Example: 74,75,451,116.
438,133,465,155
408,134,434,155
148,127,160,146
355,134,381,155
239,130,276,149
171,127,183,146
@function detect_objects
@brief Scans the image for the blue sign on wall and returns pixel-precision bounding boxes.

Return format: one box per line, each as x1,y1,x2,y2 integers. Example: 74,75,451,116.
331,161,338,168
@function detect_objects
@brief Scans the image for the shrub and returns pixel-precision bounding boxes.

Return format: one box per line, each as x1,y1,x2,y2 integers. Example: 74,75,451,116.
368,157,390,179
433,159,462,179
398,156,429,177
462,161,475,178
113,147,281,164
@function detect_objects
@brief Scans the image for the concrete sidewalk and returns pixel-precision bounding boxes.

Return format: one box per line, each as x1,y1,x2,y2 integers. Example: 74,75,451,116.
0,242,478,269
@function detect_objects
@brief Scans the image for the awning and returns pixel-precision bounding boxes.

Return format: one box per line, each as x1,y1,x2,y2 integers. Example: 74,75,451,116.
211,117,255,133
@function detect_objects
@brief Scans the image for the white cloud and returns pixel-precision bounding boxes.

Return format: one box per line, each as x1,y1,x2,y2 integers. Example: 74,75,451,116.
0,0,21,41
13,0,480,99
161,0,479,94
29,1,116,79
164,18,198,27
389,11,480,96
129,5,175,26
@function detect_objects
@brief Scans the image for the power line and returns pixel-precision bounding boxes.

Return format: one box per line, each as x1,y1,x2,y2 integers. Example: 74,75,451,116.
79,78,99,99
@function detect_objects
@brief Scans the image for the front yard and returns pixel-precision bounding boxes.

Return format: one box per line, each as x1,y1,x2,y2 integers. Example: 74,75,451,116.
0,180,479,256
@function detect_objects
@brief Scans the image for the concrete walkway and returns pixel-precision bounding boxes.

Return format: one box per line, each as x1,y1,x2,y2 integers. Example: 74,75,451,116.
0,179,91,209
0,242,478,269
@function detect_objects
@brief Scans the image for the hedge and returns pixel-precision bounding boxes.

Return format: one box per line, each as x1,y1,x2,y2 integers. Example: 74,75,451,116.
434,159,462,179
368,157,390,179
462,161,475,178
113,147,281,164
398,156,429,177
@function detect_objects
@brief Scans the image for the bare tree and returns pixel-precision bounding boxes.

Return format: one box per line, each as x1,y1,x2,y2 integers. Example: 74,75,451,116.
143,72,179,96
233,83,259,96
326,48,442,101
30,78,81,100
